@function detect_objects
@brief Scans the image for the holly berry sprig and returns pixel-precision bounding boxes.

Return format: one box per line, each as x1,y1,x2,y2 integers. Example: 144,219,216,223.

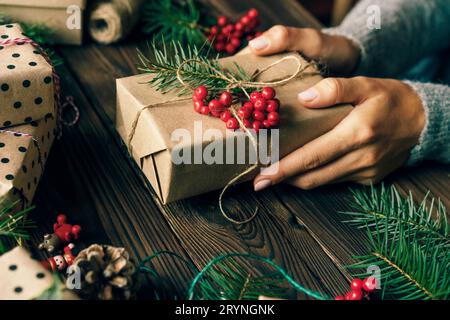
335,277,378,301
192,85,280,132
205,8,262,55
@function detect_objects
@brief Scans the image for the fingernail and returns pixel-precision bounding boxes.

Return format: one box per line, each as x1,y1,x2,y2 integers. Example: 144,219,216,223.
254,179,272,192
298,89,318,102
249,37,269,50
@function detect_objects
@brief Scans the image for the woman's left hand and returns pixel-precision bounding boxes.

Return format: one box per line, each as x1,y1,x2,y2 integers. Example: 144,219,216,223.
253,76,426,191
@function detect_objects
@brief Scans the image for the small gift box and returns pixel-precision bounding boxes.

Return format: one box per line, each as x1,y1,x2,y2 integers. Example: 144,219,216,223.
0,0,86,45
0,115,56,205
0,247,78,300
0,23,55,129
116,52,351,204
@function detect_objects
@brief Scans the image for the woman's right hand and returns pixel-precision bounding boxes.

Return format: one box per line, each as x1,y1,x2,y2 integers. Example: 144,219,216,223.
240,26,361,76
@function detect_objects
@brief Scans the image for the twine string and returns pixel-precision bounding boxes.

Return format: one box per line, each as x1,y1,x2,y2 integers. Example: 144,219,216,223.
129,55,318,224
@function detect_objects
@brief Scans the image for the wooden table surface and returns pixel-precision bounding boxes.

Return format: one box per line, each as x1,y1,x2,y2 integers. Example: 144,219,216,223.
28,0,450,299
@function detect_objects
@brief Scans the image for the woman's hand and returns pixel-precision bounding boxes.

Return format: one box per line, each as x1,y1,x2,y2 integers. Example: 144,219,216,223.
253,76,426,191
240,25,361,75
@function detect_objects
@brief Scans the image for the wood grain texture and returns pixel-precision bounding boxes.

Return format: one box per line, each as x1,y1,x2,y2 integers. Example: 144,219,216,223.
25,0,450,301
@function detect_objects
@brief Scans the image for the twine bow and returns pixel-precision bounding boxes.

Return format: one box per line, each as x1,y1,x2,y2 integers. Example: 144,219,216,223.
128,54,319,224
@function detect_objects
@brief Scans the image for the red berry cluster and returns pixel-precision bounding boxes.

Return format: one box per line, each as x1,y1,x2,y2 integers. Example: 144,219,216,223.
192,85,280,133
205,8,262,55
335,277,378,301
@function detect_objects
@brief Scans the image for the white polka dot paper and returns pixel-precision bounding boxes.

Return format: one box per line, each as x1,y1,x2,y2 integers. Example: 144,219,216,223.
0,23,55,129
0,114,56,205
0,246,53,300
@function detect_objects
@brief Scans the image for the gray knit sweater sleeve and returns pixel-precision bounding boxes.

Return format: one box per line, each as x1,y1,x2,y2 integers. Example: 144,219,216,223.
323,0,450,164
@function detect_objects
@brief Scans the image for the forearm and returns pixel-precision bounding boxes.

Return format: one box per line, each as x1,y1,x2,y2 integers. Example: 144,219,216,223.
406,82,450,165
324,0,450,77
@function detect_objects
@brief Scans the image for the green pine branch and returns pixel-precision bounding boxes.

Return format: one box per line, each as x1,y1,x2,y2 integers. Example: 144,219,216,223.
343,184,449,247
142,0,210,46
0,200,35,254
344,185,450,300
137,41,251,97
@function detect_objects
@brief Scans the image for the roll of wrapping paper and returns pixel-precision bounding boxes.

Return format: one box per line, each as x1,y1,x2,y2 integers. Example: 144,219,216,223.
89,0,145,44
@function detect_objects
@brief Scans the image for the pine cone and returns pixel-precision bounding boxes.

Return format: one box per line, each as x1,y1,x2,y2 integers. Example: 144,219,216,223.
72,244,140,300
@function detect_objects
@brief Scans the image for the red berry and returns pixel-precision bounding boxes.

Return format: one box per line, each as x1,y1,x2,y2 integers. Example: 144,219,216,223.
262,119,272,128
248,8,259,19
217,16,228,27
250,91,262,102
350,278,364,292
243,101,254,112
220,110,232,122
209,99,225,113
266,99,279,112
216,34,225,42
362,277,377,292
193,101,203,113
345,290,363,301
219,91,233,106
225,44,236,55
233,31,243,38
240,16,251,26
200,106,210,115
237,106,252,119
252,120,263,132
230,37,241,48
267,112,279,125
211,110,221,118
194,86,208,100
226,117,239,130
252,110,265,121
242,119,252,128
253,98,267,111
210,26,219,35
261,87,276,100
334,296,345,301
214,42,225,52
235,22,244,31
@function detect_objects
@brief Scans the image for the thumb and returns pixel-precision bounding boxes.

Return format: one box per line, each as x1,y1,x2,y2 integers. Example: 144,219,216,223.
249,26,323,57
297,77,369,108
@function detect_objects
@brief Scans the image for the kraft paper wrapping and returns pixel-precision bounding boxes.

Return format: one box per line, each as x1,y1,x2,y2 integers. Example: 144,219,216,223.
0,115,56,205
0,0,86,45
0,24,55,128
116,53,352,204
88,0,145,45
0,247,79,300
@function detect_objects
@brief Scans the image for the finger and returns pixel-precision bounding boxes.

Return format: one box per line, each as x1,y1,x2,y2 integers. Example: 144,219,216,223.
298,77,370,108
286,151,361,189
249,26,323,57
253,121,358,191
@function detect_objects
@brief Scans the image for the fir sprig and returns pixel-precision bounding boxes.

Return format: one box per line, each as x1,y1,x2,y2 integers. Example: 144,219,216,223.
343,185,449,247
345,185,450,300
137,41,251,96
0,200,35,254
142,0,211,46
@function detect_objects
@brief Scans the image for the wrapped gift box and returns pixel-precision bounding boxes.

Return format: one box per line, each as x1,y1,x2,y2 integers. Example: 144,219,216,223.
116,53,352,204
0,23,55,128
0,247,78,300
0,115,56,205
0,0,86,45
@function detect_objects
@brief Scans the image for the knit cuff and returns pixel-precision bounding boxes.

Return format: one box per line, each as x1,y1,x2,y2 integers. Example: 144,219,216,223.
404,82,449,165
322,27,379,76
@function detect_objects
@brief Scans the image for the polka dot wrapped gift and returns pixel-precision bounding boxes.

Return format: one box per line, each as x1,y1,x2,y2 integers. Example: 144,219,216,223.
0,23,55,129
0,112,56,206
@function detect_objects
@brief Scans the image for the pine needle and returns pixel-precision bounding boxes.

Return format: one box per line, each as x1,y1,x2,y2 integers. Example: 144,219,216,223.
142,0,211,46
345,185,450,300
137,40,251,97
